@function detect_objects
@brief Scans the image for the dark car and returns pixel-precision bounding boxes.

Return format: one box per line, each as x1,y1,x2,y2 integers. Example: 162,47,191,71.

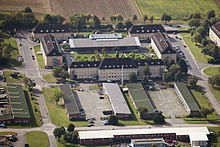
45,66,53,69
88,119,94,123
87,123,94,127
0,124,6,128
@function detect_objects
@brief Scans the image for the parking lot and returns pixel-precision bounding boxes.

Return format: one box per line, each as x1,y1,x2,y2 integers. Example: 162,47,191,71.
76,83,110,126
149,82,187,118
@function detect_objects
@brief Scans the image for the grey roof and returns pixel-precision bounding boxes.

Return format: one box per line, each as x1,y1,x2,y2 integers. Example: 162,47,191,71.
59,85,80,115
136,59,164,66
211,23,220,38
7,84,31,119
41,34,63,56
151,32,176,54
69,61,101,68
33,23,73,34
89,34,123,39
129,24,166,34
174,82,200,111
69,37,140,49
127,83,155,113
103,83,131,115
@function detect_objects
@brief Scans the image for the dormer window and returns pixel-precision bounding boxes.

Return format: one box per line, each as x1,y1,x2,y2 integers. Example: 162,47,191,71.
141,27,144,29
137,30,139,33
40,30,43,33
105,66,107,68
157,30,160,32
125,65,128,67
57,30,59,32
142,30,144,32
117,65,120,67
145,62,147,65
138,63,140,65
88,64,90,66
74,65,77,67
53,53,56,55
81,64,84,67
46,30,48,32
62,30,65,32
151,62,154,64
158,62,160,64
152,30,155,32
109,66,111,68
51,30,54,32
94,64,97,66
147,30,149,32
113,65,115,68
130,65,132,67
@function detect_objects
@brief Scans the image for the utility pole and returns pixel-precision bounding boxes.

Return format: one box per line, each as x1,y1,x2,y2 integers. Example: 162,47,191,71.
121,65,124,86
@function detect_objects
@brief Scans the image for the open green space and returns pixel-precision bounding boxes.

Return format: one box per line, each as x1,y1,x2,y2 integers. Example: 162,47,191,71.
135,0,220,20
180,33,212,63
1,34,21,67
204,67,220,77
26,131,49,147
34,45,45,69
57,139,109,147
118,93,154,125
208,127,220,147
184,88,220,124
3,70,24,83
43,73,57,83
42,86,87,127
209,85,220,104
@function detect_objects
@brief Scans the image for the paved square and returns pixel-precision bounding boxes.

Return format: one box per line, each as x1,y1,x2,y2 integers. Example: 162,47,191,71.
149,83,187,118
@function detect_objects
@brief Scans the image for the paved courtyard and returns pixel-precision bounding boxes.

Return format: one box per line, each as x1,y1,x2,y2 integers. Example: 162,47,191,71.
149,82,187,118
76,83,110,126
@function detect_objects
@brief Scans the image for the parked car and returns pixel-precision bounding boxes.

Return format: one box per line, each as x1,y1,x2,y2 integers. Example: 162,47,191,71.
29,47,32,50
0,124,6,128
87,123,94,127
88,119,94,123
104,121,109,125
98,91,103,95
99,95,104,99
78,87,84,91
45,66,53,69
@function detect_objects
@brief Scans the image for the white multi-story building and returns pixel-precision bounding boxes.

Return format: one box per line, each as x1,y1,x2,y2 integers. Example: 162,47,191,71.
209,23,220,47
69,58,165,81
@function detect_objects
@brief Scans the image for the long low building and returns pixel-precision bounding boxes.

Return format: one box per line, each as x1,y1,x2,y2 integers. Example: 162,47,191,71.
103,83,131,118
78,127,209,146
59,85,84,120
209,23,220,47
174,82,200,116
127,83,156,119
69,33,140,50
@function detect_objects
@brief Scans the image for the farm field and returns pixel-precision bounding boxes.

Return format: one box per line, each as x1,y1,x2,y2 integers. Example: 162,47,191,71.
136,0,220,19
0,0,51,16
50,0,141,19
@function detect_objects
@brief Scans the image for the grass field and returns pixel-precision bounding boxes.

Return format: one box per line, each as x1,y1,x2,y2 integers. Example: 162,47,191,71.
42,86,88,127
43,73,57,83
209,85,220,104
204,67,220,77
184,88,220,124
118,93,154,125
51,0,140,19
208,127,220,147
26,131,50,147
180,33,212,63
136,0,220,20
34,45,45,69
3,70,24,83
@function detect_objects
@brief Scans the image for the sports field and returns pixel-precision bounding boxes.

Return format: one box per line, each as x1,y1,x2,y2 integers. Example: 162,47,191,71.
136,0,220,19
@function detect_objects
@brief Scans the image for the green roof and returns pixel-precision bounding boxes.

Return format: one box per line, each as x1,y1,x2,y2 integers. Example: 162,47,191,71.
127,83,155,113
7,84,31,119
59,85,80,115
174,82,200,111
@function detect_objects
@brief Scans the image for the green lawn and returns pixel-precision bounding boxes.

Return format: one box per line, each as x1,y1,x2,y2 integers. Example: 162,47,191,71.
1,35,21,67
42,86,88,127
184,88,220,124
34,45,45,69
180,33,212,63
135,0,220,20
26,131,49,147
209,85,220,104
4,70,24,83
208,127,220,147
118,93,154,125
204,67,220,77
43,73,57,83
0,132,17,136
57,139,109,147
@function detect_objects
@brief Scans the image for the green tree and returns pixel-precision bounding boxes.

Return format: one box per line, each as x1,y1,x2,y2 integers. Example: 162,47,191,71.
116,14,123,21
208,75,220,86
43,14,53,24
193,32,202,44
153,112,165,124
53,66,63,78
127,52,135,59
132,14,137,22
53,127,66,141
143,15,148,24
129,72,137,83
54,90,64,105
188,76,198,87
137,107,148,119
70,14,86,32
144,65,151,77
101,48,107,59
115,21,124,30
24,7,33,13
149,16,154,24
2,46,11,60
161,13,172,24
110,15,117,24
177,59,188,73
125,19,133,30
67,124,75,132
90,55,96,61
196,26,206,36
23,77,36,91
92,15,100,29
207,10,215,19
108,115,118,125
84,14,91,23
192,12,201,19
188,18,200,28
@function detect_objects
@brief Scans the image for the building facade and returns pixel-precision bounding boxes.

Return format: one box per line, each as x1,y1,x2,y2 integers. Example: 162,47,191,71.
40,34,63,67
69,58,165,81
151,32,177,63
209,23,220,47
32,23,74,41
